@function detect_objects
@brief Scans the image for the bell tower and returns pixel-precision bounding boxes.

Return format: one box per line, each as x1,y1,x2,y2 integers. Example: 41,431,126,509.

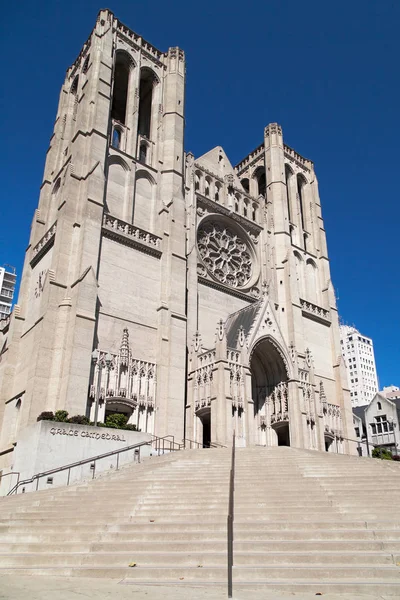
0,9,187,455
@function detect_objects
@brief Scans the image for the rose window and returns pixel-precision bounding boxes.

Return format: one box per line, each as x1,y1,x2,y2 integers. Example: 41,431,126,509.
197,222,253,288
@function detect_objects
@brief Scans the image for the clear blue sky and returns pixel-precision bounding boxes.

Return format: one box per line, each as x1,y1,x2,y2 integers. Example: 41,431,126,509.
0,1,399,387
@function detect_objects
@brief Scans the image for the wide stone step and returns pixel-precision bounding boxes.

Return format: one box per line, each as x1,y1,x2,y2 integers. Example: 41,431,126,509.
0,550,397,569
235,529,399,541
3,539,399,554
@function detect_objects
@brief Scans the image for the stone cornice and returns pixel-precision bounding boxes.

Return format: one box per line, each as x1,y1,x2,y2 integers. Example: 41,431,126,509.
198,276,257,303
30,222,57,267
300,299,331,326
102,214,162,258
234,143,264,174
197,196,262,235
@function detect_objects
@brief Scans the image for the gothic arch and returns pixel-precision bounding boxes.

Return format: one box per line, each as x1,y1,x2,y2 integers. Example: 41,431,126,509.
285,164,294,223
111,51,135,125
252,166,266,198
138,67,160,141
135,168,156,185
114,49,136,70
105,156,129,217
133,170,155,231
249,334,292,383
305,258,318,303
293,250,305,298
297,173,308,232
70,75,79,95
108,154,131,172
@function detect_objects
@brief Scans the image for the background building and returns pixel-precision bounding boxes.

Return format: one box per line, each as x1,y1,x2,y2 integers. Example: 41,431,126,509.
380,385,400,400
340,325,379,407
353,392,399,456
0,266,16,320
0,10,356,481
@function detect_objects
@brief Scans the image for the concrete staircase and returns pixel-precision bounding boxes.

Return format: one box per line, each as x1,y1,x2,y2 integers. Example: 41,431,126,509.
0,446,400,595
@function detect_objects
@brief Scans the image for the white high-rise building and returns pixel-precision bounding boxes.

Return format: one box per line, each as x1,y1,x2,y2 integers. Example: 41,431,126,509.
0,266,16,320
340,325,379,407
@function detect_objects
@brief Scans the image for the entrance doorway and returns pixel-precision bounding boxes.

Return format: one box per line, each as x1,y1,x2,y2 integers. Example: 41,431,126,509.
325,435,334,452
250,337,290,446
199,410,211,448
275,423,290,446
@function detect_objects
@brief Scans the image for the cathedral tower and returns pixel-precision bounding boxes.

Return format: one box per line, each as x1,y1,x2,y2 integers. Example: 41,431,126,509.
0,10,187,459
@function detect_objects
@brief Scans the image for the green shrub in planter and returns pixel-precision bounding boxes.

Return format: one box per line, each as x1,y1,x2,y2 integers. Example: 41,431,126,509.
104,413,128,429
37,411,55,422
68,415,90,425
124,423,139,431
372,447,392,460
54,410,69,422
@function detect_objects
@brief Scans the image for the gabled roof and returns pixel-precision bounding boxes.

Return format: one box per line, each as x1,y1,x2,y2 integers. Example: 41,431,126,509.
195,146,243,188
352,405,367,424
225,302,261,349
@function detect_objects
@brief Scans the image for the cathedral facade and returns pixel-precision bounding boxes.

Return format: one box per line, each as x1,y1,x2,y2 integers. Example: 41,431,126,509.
0,10,355,467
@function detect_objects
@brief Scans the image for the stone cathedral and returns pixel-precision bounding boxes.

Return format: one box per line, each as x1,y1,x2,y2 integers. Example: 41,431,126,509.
0,9,355,468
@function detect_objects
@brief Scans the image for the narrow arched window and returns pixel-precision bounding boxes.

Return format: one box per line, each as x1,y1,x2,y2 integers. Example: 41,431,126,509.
71,76,79,95
205,178,210,197
243,200,248,218
252,204,257,221
111,52,131,125
258,173,266,197
285,165,292,222
139,143,147,163
52,178,61,197
306,259,318,303
138,68,157,139
112,128,121,149
377,401,382,410
253,167,266,198
82,54,90,74
215,184,220,202
71,76,79,121
294,251,304,298
297,175,306,230
241,178,249,193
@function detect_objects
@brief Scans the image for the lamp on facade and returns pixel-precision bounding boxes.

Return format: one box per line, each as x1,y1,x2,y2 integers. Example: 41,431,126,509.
388,416,398,455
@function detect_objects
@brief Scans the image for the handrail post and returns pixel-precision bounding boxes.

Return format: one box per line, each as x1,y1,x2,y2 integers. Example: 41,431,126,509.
227,432,235,598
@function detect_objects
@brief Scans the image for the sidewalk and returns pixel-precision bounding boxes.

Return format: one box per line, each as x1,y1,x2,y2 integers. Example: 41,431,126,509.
0,576,394,600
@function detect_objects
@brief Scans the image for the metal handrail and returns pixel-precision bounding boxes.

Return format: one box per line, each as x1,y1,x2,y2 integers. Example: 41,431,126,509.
7,434,180,496
181,437,228,449
227,432,235,598
331,434,371,457
181,437,203,449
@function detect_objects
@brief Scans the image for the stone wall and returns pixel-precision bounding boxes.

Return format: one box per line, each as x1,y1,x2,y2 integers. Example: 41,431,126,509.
0,421,153,495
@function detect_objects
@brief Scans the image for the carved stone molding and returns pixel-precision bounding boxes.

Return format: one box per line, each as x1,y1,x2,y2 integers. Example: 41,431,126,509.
102,214,162,258
300,299,331,325
30,221,57,267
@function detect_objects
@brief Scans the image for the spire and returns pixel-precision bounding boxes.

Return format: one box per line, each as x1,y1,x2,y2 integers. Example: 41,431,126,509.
120,327,130,367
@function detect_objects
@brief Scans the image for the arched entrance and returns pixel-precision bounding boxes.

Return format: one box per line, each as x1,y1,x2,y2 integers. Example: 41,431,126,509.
250,338,290,446
197,408,211,448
